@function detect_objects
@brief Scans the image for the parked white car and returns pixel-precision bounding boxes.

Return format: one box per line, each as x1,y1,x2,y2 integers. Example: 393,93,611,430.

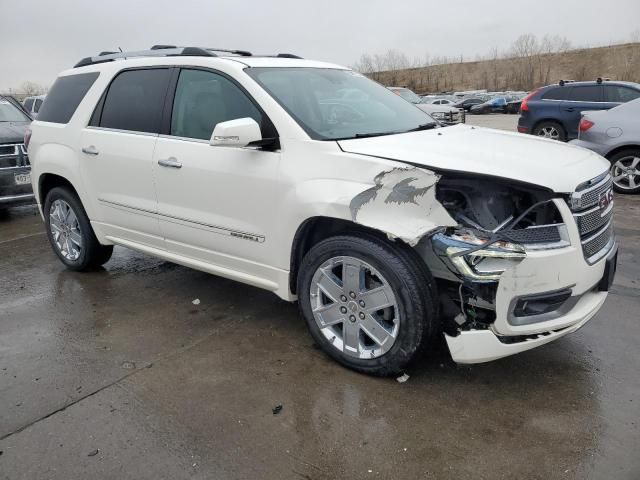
27,47,617,375
23,94,46,118
388,87,464,125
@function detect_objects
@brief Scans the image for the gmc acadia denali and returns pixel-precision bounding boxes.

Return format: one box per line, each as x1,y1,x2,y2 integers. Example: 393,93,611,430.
27,46,618,376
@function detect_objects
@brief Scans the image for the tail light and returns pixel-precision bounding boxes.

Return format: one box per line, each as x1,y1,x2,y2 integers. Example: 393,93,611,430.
579,119,594,132
520,88,541,113
24,128,32,152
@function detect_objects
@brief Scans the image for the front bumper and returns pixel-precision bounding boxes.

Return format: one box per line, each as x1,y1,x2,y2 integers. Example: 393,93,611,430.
444,199,616,363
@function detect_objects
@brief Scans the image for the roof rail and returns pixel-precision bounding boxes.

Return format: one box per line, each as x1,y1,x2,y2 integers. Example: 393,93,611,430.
73,46,303,68
73,47,216,68
276,53,303,59
558,79,576,86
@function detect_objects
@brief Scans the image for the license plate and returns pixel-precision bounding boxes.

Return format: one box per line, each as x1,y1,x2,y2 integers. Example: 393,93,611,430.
14,173,31,185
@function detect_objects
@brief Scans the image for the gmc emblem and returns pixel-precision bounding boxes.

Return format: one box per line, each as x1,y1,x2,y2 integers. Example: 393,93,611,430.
599,188,614,213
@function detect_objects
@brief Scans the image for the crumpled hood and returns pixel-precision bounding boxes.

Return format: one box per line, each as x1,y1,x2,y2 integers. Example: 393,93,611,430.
338,124,609,193
0,122,29,144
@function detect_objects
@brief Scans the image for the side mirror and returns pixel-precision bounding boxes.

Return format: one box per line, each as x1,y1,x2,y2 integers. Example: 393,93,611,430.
210,118,262,147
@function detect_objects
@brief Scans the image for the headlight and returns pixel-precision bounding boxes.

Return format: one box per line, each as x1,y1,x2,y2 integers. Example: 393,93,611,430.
430,112,446,120
432,231,526,281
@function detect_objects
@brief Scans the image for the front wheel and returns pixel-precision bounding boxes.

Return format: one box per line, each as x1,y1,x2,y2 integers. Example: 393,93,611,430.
44,187,113,270
609,149,640,194
297,234,437,376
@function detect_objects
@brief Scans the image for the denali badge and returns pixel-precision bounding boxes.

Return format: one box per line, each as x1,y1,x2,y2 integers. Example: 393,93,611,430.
599,188,614,214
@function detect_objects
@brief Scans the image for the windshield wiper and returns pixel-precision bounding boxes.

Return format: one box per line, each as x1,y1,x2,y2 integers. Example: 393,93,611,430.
353,131,399,139
406,123,438,132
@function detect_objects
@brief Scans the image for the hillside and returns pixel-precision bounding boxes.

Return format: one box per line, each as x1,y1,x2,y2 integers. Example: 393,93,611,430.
370,43,640,94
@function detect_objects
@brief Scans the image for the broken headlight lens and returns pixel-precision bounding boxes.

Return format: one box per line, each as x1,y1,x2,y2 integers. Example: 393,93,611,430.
433,231,526,281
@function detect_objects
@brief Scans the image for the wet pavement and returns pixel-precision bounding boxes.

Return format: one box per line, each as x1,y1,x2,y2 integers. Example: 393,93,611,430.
1,198,639,480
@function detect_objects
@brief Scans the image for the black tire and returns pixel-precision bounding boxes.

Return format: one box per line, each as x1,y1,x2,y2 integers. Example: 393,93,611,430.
297,234,437,376
532,121,567,142
44,186,113,270
608,148,640,194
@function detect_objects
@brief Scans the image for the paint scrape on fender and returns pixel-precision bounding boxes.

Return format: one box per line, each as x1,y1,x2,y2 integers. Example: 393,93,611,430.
349,167,457,246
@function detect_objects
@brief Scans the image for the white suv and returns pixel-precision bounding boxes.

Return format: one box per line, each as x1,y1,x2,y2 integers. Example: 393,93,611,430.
27,46,618,376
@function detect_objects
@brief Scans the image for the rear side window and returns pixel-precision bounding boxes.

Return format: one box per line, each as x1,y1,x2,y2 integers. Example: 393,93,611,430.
542,87,570,100
568,85,602,102
24,98,34,111
98,69,171,134
604,85,640,103
34,99,43,113
37,72,99,123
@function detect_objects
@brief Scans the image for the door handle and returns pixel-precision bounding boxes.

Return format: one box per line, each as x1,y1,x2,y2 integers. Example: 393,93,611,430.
158,157,182,169
82,145,99,155
564,107,575,112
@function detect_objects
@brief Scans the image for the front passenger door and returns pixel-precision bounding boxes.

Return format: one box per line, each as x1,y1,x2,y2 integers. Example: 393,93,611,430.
152,68,281,274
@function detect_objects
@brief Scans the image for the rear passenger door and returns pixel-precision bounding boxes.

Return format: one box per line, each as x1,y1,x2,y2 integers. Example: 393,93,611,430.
563,85,604,139
81,68,172,247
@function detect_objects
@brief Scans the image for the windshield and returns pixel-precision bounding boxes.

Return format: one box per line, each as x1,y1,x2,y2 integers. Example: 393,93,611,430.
246,68,435,140
0,99,30,122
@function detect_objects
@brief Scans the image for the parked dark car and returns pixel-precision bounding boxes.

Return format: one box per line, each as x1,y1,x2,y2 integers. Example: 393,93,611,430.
453,97,484,111
0,95,33,210
470,96,507,114
517,79,640,141
505,99,522,114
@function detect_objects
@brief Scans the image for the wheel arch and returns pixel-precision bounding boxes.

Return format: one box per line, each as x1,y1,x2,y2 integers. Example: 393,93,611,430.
604,144,640,160
38,173,80,207
288,216,439,296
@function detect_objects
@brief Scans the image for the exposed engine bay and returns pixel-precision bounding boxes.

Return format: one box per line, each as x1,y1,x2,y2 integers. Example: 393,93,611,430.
420,175,569,334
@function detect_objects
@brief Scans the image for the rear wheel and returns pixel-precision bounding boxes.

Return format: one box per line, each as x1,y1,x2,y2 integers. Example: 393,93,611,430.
609,149,640,194
297,234,437,376
44,187,113,270
533,121,566,141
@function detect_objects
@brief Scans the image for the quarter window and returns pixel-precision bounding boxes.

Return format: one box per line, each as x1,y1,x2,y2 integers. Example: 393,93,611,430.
34,99,43,113
170,69,262,140
604,85,640,103
24,98,34,111
99,69,171,134
37,72,99,124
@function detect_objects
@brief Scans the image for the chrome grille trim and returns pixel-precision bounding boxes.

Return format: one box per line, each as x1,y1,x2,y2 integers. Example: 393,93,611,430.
574,203,613,236
570,173,615,263
571,175,612,210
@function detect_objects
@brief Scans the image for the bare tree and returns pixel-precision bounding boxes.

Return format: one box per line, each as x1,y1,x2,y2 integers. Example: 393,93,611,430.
21,81,47,96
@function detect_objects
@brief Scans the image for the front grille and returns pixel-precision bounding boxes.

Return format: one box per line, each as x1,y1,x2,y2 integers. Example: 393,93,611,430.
575,204,613,236
583,222,614,259
503,225,562,244
572,174,613,210
0,143,29,170
570,173,615,264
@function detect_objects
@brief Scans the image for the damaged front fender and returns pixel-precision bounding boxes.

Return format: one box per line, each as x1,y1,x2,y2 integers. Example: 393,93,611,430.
349,166,457,246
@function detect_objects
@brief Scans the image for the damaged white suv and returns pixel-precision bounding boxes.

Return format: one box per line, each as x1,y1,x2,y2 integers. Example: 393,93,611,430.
28,47,617,376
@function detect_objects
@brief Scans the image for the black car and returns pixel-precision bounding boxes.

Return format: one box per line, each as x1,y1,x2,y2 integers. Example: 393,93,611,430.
453,97,484,111
0,95,33,210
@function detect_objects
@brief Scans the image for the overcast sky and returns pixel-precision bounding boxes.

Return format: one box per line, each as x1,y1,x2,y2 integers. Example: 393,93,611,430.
2,0,639,91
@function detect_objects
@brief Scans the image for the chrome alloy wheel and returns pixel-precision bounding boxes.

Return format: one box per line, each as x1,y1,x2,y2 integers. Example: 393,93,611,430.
309,256,399,359
612,156,640,190
537,126,560,140
49,199,83,261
